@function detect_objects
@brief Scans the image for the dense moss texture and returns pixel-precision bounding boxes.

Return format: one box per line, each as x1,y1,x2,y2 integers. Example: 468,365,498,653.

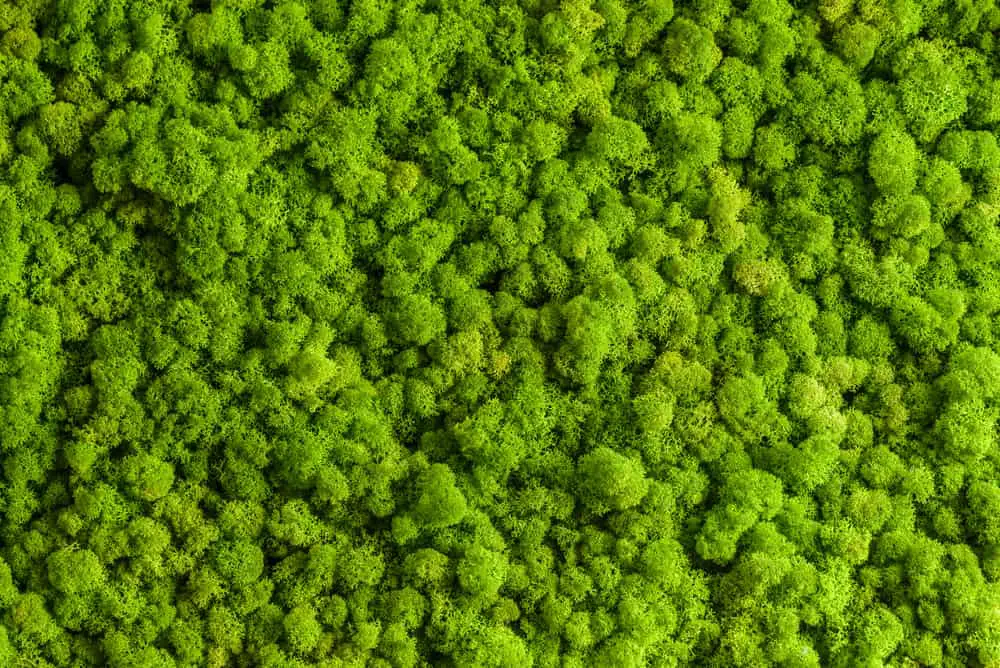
1,0,1000,666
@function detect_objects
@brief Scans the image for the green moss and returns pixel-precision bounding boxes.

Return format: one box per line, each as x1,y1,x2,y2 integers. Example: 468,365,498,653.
0,1,998,665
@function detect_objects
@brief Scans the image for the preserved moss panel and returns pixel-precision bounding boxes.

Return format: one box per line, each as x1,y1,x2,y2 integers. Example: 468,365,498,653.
1,0,1000,666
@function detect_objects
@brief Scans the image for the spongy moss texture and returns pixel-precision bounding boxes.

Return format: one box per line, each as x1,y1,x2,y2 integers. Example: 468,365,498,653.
1,1,1000,666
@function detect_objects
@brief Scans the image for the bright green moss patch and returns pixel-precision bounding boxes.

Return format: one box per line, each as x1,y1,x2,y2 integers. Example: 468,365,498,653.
2,0,1000,666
